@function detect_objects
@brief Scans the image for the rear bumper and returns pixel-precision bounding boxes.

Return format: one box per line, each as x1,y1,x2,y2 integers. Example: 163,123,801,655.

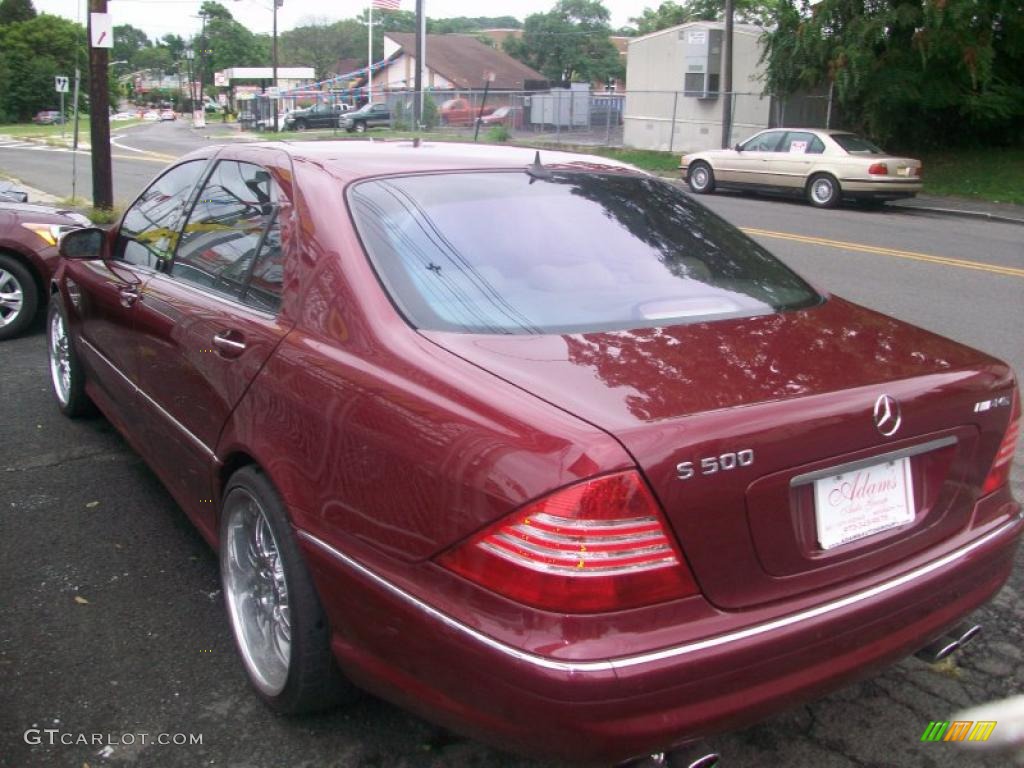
300,502,1022,765
840,178,923,200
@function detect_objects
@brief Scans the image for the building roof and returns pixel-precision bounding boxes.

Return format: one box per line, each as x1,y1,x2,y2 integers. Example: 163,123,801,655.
628,20,766,46
383,32,544,90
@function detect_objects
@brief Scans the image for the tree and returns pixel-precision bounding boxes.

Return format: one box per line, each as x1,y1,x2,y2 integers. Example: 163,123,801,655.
280,19,352,81
0,0,35,26
628,0,773,33
760,0,1024,147
112,24,149,69
504,0,623,83
0,13,86,120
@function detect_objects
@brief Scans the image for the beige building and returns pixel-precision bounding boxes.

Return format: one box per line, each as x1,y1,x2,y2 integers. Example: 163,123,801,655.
623,22,771,153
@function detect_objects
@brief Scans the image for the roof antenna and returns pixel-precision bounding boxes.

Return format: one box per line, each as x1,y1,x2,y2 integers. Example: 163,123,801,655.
526,150,551,181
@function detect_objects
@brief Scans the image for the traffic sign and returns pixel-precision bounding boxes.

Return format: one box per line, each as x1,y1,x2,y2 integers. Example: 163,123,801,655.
90,12,113,48
55,76,69,93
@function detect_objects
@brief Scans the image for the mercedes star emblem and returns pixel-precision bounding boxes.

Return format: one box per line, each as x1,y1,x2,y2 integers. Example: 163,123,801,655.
873,394,902,437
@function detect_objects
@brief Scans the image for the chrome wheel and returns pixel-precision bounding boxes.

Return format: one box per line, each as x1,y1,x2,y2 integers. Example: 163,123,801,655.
809,175,839,207
222,492,291,696
690,166,710,191
0,268,24,328
48,309,71,405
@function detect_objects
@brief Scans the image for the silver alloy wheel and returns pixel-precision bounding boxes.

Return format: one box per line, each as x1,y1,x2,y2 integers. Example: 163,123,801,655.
48,309,71,405
0,268,24,327
690,165,711,192
811,176,836,205
222,491,291,696
354,121,366,134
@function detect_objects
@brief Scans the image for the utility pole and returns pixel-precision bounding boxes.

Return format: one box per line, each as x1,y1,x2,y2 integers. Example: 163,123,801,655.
273,0,281,132
366,4,373,105
720,0,734,149
413,0,424,126
88,0,113,210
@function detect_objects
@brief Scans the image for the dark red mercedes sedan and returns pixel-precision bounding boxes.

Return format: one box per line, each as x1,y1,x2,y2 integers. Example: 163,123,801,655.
49,141,1020,766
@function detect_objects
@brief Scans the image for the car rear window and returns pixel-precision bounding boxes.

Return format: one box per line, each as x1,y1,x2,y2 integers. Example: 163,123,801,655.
349,170,821,335
831,134,884,154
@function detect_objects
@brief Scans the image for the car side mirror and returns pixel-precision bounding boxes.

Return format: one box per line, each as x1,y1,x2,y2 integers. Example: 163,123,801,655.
59,226,107,260
734,143,743,152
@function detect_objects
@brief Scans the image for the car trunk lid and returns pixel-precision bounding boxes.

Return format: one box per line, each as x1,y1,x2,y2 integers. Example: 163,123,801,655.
423,297,1014,609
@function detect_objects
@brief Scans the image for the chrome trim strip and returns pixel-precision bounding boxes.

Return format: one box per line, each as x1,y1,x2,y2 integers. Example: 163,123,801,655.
297,512,1022,674
79,336,218,462
790,436,958,487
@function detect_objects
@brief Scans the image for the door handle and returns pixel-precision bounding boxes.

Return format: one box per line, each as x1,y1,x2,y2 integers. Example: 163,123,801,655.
119,286,140,308
213,331,247,358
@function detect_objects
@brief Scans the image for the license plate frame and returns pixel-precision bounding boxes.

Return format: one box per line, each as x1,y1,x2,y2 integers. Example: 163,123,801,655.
813,456,915,550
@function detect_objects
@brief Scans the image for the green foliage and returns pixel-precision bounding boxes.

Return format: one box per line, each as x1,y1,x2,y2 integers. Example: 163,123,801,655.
429,16,522,33
112,24,149,69
628,0,773,33
280,19,368,80
0,0,35,26
760,0,1024,147
505,0,624,83
391,94,439,130
0,13,86,121
486,124,511,142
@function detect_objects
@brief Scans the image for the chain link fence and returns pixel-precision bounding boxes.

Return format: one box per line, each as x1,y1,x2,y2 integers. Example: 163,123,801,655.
239,87,842,154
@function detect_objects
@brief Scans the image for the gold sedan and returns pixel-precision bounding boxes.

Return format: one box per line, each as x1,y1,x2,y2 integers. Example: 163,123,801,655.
680,129,923,208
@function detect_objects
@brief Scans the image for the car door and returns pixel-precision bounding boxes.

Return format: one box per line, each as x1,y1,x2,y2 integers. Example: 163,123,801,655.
132,148,295,533
370,105,391,128
717,130,785,186
63,159,207,431
770,131,827,190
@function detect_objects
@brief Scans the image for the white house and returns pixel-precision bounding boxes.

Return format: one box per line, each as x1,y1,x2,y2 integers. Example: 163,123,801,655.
623,22,772,153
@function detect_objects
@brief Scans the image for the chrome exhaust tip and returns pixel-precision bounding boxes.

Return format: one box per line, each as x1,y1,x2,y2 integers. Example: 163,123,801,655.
682,754,721,768
915,636,960,664
952,622,983,648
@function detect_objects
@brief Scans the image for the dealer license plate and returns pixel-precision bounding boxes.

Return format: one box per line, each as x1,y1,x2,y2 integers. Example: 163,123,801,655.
813,457,915,550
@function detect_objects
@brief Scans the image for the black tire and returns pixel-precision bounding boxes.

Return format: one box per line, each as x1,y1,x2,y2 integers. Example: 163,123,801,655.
353,121,367,134
807,173,841,208
46,298,94,417
293,120,307,132
687,161,715,194
0,253,38,340
220,466,357,715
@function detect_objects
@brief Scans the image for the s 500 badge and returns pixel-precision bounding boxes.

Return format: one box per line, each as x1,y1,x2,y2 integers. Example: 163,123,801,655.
677,449,754,480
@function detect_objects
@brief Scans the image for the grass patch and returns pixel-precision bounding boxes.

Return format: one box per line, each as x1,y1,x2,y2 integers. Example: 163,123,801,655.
573,146,681,174
58,197,123,225
919,148,1024,205
0,118,141,140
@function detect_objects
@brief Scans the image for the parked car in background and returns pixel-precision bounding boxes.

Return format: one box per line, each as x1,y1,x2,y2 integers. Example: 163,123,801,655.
48,141,1020,766
159,109,176,122
681,128,923,208
142,110,160,121
0,181,29,203
111,112,137,121
339,103,390,133
284,102,348,131
476,105,523,129
32,110,62,125
439,97,493,126
0,201,89,339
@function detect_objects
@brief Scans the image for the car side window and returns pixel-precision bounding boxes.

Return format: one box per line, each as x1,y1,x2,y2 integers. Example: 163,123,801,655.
244,218,283,313
116,160,206,268
742,131,784,152
172,160,279,302
781,131,825,155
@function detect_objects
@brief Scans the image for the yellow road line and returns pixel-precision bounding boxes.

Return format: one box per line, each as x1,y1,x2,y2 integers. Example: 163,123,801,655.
741,227,1024,279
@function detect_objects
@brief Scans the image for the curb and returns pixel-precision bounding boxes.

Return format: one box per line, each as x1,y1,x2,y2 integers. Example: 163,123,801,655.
888,204,1024,227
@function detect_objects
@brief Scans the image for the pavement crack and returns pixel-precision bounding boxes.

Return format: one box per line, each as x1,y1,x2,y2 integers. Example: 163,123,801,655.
4,448,131,473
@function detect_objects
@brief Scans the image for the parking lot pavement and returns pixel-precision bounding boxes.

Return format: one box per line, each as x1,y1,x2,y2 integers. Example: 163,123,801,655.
2,322,1022,768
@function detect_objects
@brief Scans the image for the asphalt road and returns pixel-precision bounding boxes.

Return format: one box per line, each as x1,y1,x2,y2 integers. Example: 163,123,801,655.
1,128,1023,768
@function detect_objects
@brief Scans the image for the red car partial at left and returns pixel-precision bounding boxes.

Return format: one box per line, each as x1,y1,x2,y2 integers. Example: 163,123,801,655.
0,201,90,340
49,142,1020,766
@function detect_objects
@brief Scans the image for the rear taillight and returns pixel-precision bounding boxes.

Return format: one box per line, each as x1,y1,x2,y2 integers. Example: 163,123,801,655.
437,470,698,612
914,164,923,177
982,394,1021,495
868,162,889,175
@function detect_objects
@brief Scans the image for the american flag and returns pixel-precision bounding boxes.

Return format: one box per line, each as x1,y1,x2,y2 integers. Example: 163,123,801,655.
372,0,401,10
